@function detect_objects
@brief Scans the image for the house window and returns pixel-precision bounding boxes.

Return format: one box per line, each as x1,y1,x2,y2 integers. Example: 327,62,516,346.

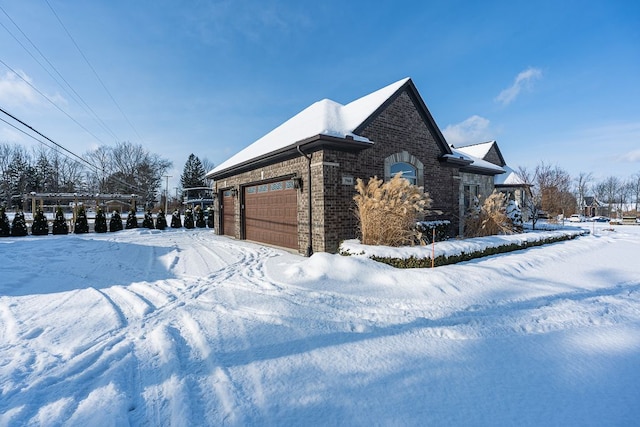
464,185,480,211
390,162,418,185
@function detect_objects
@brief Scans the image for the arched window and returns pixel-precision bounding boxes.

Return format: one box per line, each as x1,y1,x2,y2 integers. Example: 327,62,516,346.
384,151,424,187
390,162,417,185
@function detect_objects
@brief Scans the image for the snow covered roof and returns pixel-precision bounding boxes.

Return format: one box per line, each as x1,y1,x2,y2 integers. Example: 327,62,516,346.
208,78,411,177
494,165,527,186
449,147,505,174
454,141,495,159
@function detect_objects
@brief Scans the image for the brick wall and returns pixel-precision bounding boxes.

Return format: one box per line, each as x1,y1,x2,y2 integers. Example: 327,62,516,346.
214,88,464,254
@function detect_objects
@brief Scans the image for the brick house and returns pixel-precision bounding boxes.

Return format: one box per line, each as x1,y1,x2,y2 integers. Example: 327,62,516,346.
206,78,507,255
454,141,531,222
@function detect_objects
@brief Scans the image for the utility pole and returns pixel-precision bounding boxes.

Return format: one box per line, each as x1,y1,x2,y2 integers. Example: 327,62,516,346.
164,175,171,213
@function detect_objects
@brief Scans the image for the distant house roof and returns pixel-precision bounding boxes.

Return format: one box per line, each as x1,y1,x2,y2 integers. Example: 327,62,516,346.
494,165,527,186
450,147,505,175
454,140,507,167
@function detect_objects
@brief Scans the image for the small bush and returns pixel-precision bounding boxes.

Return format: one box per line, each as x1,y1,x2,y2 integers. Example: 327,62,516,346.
195,206,206,228
184,208,195,229
125,209,138,229
415,220,450,244
94,208,108,233
155,210,167,230
354,173,433,246
142,210,155,229
31,209,49,235
206,207,214,228
109,211,123,232
171,210,182,228
0,207,11,237
11,211,28,236
52,207,69,235
74,206,89,234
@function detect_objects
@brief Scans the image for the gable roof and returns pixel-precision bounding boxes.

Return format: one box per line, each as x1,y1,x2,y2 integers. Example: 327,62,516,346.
454,140,506,167
450,147,505,175
494,165,527,186
207,78,455,179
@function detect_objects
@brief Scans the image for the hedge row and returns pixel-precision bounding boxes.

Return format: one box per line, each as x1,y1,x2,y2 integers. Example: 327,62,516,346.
364,231,588,269
0,206,215,237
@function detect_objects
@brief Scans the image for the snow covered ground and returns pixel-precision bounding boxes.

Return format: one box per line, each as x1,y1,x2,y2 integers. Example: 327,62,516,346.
1,223,639,426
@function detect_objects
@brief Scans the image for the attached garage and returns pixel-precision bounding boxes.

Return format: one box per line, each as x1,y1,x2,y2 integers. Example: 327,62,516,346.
243,178,298,250
221,189,235,237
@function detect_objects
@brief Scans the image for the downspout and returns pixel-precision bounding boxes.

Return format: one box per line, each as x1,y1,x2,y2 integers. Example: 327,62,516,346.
297,145,313,257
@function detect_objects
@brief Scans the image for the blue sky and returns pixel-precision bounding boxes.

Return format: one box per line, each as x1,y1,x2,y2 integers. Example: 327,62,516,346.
1,0,639,191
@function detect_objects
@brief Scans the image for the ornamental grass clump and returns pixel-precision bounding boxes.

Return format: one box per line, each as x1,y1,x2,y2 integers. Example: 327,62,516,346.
354,173,433,246
464,191,516,237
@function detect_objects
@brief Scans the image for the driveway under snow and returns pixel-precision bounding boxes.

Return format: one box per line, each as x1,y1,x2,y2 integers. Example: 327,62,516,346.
1,225,639,426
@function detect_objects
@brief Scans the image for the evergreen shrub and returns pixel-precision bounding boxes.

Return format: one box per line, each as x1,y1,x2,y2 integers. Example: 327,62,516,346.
171,210,182,228
125,209,139,229
11,211,28,236
74,206,89,234
1,207,12,237
206,207,214,228
155,210,167,230
31,209,49,235
195,206,206,228
142,210,154,229
184,208,195,229
109,211,123,232
94,207,108,233
52,206,69,235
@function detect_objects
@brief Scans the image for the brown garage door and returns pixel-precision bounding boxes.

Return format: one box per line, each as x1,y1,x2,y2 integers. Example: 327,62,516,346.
222,189,235,237
244,179,298,249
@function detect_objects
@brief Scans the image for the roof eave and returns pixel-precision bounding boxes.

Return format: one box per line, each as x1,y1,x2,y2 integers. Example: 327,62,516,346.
208,134,371,180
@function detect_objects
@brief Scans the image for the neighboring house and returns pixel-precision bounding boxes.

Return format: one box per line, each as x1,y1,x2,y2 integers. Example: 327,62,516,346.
582,196,608,218
206,78,507,255
454,141,531,222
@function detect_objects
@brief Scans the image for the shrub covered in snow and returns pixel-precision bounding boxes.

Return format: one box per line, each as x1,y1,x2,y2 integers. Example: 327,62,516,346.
142,210,155,229
109,211,123,232
125,209,138,229
11,210,28,237
354,174,433,246
52,207,69,235
195,206,206,228
184,208,195,229
155,210,167,230
0,207,10,237
506,199,523,233
206,206,214,228
74,206,89,234
31,208,49,236
171,210,182,228
415,220,450,244
94,208,108,233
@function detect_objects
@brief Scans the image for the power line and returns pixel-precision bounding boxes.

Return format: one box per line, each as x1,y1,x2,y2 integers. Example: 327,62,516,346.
0,5,120,142
44,0,146,145
0,106,142,194
0,59,112,147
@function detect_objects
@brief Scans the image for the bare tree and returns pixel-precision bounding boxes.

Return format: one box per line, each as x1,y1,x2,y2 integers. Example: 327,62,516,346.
517,162,574,228
200,157,215,187
631,173,640,213
84,141,172,208
574,172,593,216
